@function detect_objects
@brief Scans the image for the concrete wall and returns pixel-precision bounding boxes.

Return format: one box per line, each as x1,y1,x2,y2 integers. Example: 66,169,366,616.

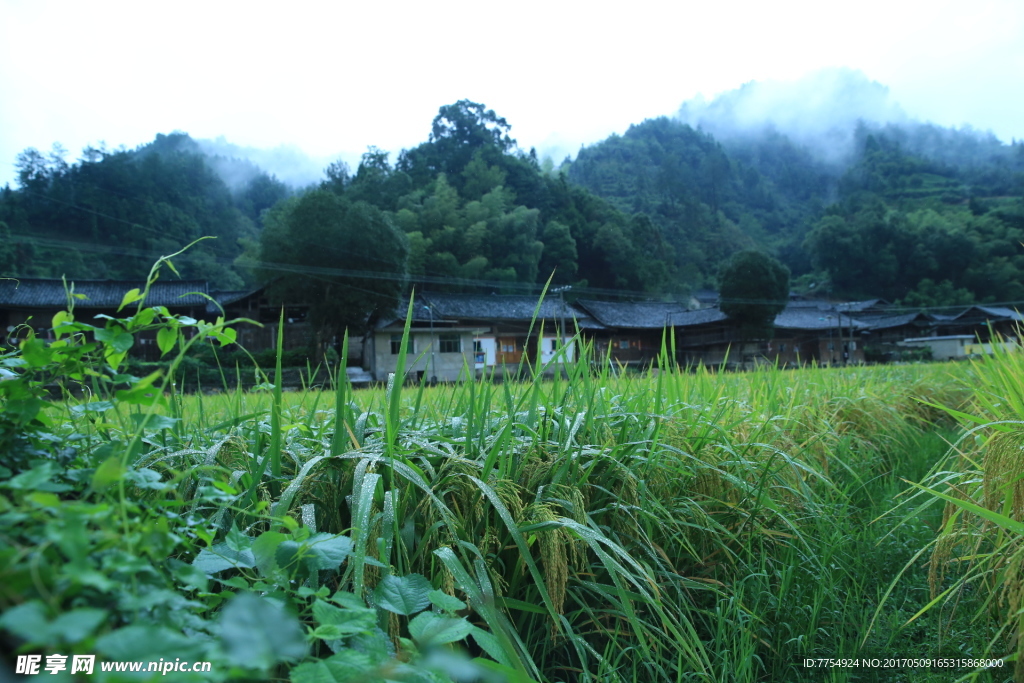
372,330,475,382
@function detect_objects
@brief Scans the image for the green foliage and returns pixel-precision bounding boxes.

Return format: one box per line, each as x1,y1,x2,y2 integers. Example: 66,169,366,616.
0,261,493,682
0,267,1010,681
1,134,277,288
898,278,975,308
385,102,677,293
567,117,803,287
259,190,408,340
718,249,789,338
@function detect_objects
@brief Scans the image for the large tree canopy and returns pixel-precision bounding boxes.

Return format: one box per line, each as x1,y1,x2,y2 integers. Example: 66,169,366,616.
258,190,407,341
719,249,790,339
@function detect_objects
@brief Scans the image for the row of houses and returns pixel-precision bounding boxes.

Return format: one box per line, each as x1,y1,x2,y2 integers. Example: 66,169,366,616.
2,278,1022,382
370,293,1024,381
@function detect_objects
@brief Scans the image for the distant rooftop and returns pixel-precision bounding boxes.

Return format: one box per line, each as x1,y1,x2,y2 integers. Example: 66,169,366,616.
577,300,690,329
422,292,595,324
774,307,866,331
0,278,210,309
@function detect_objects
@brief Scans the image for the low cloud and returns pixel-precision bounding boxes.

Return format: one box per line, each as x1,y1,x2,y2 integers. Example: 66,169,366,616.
676,68,912,165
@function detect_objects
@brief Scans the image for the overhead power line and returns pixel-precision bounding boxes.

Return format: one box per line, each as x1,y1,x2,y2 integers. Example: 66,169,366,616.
7,233,664,300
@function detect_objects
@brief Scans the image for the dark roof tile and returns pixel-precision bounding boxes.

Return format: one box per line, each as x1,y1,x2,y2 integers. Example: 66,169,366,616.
669,307,729,327
577,300,691,329
0,278,209,309
774,308,866,331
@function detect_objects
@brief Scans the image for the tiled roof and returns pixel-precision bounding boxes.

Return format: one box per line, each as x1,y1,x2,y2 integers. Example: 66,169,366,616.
784,300,834,309
690,289,719,303
421,292,600,326
376,293,606,330
211,290,256,306
577,300,691,329
374,296,439,329
834,299,891,313
774,308,866,331
0,278,209,309
668,307,729,327
966,307,1024,323
206,288,263,315
863,312,933,330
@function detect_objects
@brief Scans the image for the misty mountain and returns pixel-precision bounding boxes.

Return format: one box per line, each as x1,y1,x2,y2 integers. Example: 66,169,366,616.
676,68,909,167
674,68,1024,197
191,137,343,191
3,87,1023,308
569,71,1024,301
0,133,268,288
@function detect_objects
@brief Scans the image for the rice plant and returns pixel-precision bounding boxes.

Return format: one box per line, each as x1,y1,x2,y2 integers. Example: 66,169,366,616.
0,272,1008,681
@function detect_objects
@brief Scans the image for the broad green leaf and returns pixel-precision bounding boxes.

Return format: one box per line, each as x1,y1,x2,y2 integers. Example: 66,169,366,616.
91,456,125,492
193,543,256,575
311,600,376,635
252,531,288,579
94,326,135,353
470,627,513,667
128,307,156,328
289,651,375,683
305,533,353,570
169,559,209,592
48,608,109,643
220,593,307,669
129,413,179,431
226,524,252,552
70,401,114,415
0,600,48,642
428,590,466,614
373,573,432,615
118,288,144,311
5,462,62,491
19,338,52,367
217,326,237,346
328,591,366,609
408,611,473,645
114,385,162,406
51,310,73,336
96,624,206,661
310,624,345,640
275,540,302,571
157,326,177,356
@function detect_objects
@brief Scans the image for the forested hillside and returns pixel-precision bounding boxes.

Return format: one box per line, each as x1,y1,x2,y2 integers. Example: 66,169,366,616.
0,133,289,289
3,94,1024,307
569,113,1024,303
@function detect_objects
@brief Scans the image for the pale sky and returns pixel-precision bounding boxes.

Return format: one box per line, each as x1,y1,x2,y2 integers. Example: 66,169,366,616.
2,0,1022,187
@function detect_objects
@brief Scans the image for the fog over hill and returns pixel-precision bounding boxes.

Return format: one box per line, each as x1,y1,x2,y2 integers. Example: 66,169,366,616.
193,137,357,191
675,68,1012,169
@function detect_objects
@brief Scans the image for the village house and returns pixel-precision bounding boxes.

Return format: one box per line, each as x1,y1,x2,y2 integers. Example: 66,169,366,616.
668,307,737,368
0,278,210,359
574,300,691,367
932,305,1024,341
368,292,602,382
770,304,867,366
6,276,1022,375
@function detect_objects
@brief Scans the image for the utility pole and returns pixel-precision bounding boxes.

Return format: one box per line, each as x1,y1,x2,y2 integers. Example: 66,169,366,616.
422,303,436,384
553,285,572,354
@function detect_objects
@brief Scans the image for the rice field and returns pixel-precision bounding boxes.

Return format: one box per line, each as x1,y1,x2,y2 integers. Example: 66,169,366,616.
2,308,1021,682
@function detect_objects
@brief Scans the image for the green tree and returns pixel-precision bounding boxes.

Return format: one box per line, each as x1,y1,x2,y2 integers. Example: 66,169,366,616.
0,222,17,273
898,279,974,308
258,190,407,350
538,220,578,284
719,250,790,339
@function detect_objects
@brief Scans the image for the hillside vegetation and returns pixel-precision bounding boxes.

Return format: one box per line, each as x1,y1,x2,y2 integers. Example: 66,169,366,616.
1,267,1020,680
2,93,1023,308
